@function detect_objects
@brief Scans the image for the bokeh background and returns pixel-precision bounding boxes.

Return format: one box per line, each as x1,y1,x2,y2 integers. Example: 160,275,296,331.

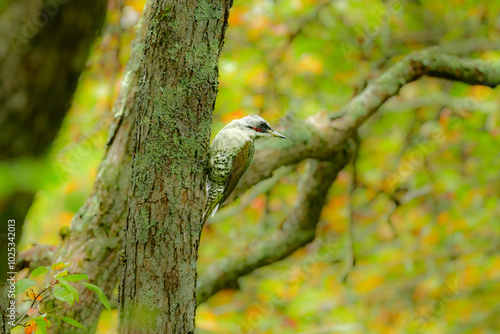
10,0,500,333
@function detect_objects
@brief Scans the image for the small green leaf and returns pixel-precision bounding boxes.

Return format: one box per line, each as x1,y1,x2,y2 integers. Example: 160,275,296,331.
53,270,68,278
58,279,79,302
63,274,88,282
53,285,74,306
82,283,111,313
15,278,36,295
62,316,86,330
30,266,48,278
33,316,48,334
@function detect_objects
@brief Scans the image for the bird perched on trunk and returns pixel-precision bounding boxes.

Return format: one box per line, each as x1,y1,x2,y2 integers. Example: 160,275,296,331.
203,115,286,221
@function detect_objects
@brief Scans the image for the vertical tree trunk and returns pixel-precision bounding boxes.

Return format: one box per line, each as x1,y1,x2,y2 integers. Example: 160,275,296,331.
118,0,232,332
0,286,7,334
45,2,151,332
0,1,107,332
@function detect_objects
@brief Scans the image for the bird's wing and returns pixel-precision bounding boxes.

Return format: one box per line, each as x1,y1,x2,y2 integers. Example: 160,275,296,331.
221,140,254,204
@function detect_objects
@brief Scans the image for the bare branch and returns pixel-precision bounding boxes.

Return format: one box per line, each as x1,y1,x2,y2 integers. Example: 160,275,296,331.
197,148,352,304
16,244,56,272
199,49,500,303
227,48,500,204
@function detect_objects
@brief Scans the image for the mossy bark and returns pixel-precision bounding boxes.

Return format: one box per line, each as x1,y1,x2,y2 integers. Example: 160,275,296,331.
42,3,151,333
117,1,232,333
0,0,107,332
0,286,8,334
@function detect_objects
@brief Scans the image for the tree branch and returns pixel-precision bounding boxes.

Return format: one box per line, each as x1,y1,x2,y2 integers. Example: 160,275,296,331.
17,46,500,328
226,48,500,204
199,49,500,303
197,148,352,304
15,245,56,272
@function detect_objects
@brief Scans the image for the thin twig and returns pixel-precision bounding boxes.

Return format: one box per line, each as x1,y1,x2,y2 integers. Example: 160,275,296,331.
341,134,360,283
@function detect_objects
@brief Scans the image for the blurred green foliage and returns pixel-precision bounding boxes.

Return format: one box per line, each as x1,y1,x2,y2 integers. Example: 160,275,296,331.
16,0,500,333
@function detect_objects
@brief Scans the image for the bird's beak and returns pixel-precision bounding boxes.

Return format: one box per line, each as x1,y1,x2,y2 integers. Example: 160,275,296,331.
269,129,286,139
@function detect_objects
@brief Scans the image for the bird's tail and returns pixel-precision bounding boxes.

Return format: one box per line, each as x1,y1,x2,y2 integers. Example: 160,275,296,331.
202,182,223,224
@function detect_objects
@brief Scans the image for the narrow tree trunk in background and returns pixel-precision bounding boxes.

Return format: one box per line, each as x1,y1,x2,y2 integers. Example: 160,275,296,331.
118,0,232,332
0,287,7,334
0,0,107,331
45,3,150,332
0,0,108,159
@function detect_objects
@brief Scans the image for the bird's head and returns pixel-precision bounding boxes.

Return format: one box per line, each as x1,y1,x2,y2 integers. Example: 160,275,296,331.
236,115,286,140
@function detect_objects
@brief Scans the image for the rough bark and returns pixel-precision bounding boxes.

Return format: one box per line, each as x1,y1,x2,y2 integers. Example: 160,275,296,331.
42,3,151,333
117,0,233,333
0,286,7,334
0,0,107,331
197,149,353,304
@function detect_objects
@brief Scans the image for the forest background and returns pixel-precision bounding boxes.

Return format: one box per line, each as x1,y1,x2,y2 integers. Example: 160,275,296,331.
1,0,499,333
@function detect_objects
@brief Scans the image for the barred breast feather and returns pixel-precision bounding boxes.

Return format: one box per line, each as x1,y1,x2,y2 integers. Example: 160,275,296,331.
203,128,255,221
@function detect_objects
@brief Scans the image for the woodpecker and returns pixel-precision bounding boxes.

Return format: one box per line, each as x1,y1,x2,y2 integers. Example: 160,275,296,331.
203,115,286,221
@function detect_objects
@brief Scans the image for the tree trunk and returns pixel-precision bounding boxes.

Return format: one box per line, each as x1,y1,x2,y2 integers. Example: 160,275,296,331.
0,0,108,159
45,2,151,332
0,286,8,334
118,0,232,332
0,0,107,331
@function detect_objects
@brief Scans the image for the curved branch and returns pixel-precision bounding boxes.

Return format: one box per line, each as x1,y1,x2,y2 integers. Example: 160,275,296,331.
200,49,500,303
226,48,500,204
197,148,352,304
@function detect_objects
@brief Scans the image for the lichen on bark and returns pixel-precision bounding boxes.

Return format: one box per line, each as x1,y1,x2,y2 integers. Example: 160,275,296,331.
117,1,233,333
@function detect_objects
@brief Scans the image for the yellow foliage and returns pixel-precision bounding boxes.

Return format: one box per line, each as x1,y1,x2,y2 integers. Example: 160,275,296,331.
95,309,118,334
320,198,347,233
246,67,268,88
88,167,98,181
26,290,42,301
63,180,78,194
447,218,467,234
436,212,450,226
461,265,483,287
421,226,440,248
228,7,245,27
377,222,395,241
351,271,384,293
197,308,220,331
247,15,270,41
470,85,492,100
211,289,236,307
221,109,246,124
252,94,265,108
124,0,146,12
333,70,357,82
58,211,74,227
24,320,37,334
485,255,500,280
297,54,324,74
